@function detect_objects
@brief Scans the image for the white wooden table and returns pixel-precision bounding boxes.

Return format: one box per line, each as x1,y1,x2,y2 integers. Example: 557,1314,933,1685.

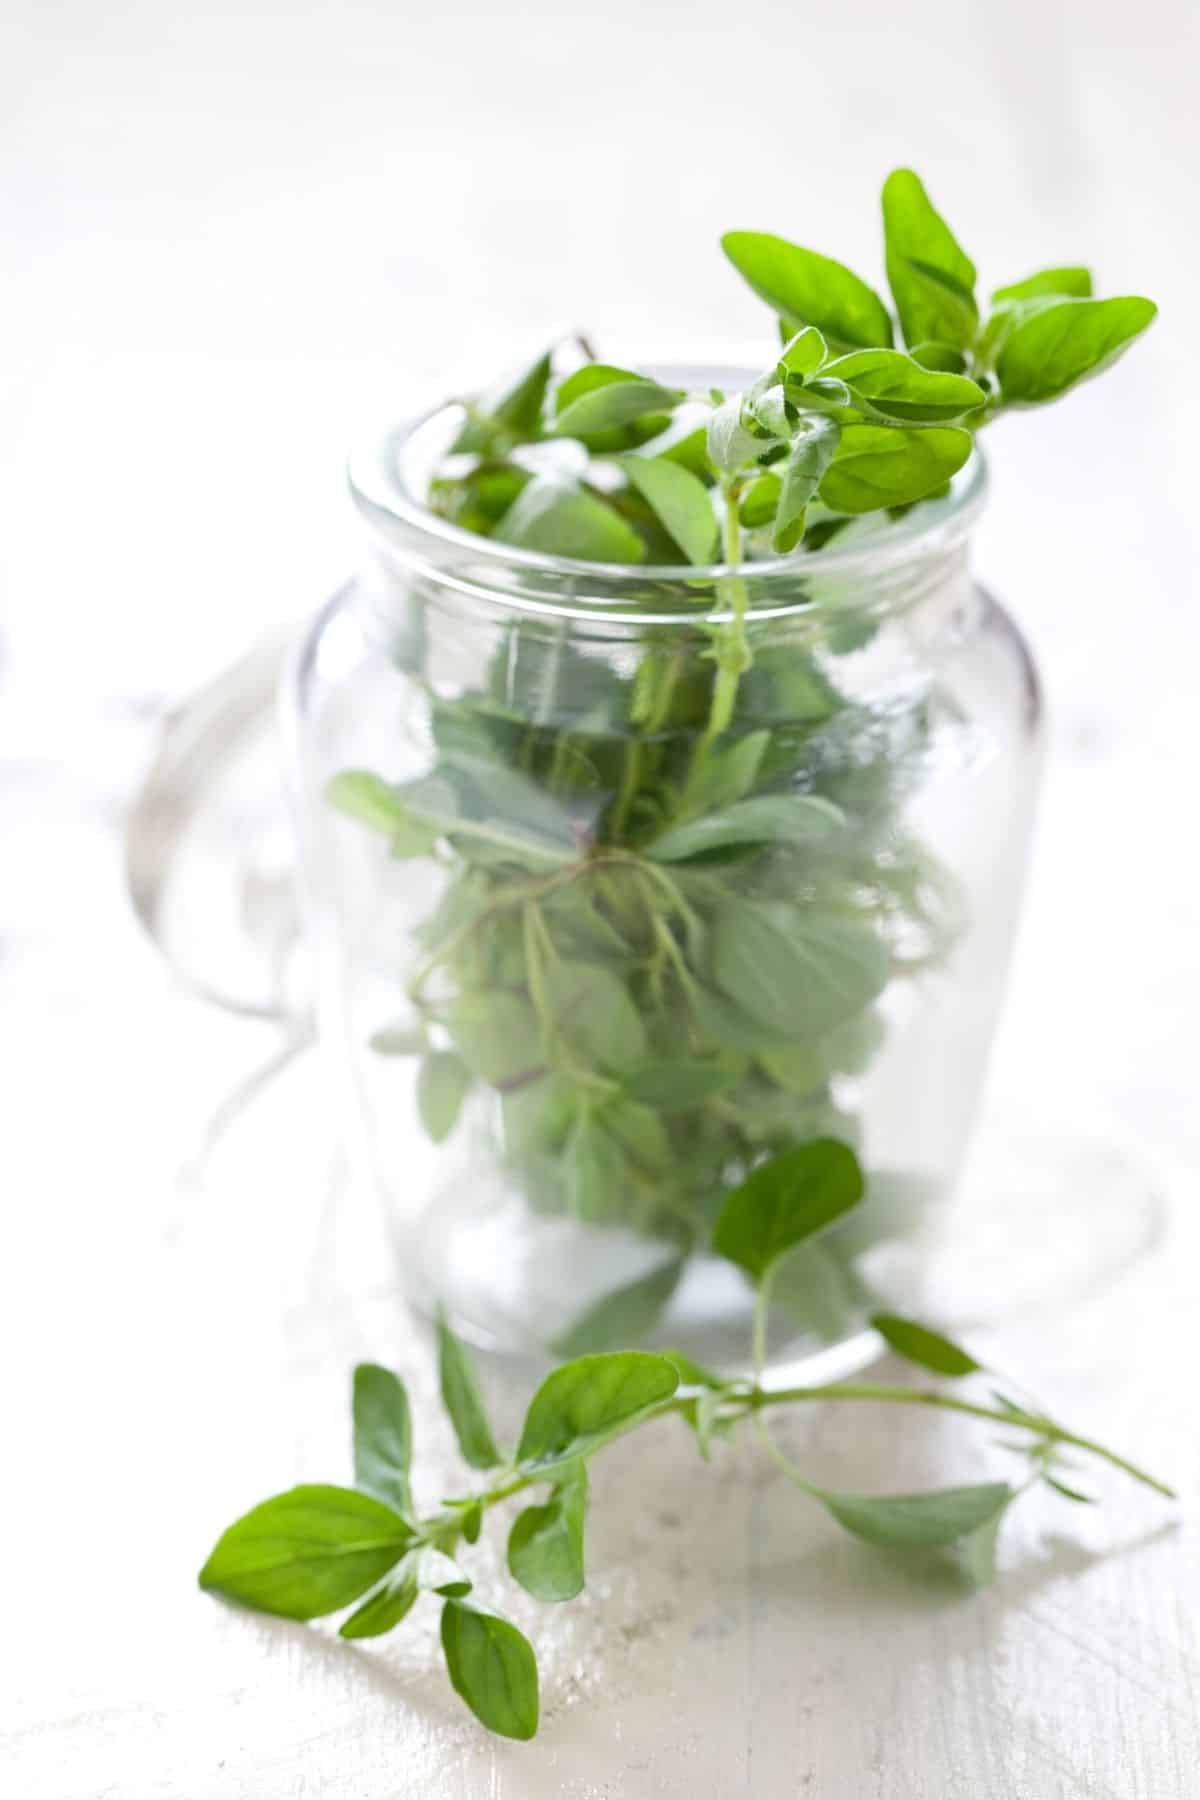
3,2,1199,1792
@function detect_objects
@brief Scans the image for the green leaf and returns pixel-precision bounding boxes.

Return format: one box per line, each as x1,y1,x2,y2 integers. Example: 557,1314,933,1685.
647,793,844,862
562,1112,628,1223
747,382,796,440
501,1070,578,1154
198,1485,413,1621
542,959,648,1072
554,366,684,437
353,1364,414,1517
490,348,554,433
909,341,968,373
623,1060,740,1110
689,983,800,1056
824,349,985,423
815,1480,1013,1550
417,1052,471,1144
722,231,894,350
457,1499,484,1543
442,751,580,853
616,454,718,565
440,1600,540,1741
785,373,853,414
819,424,972,513
397,766,575,868
494,476,647,563
738,472,782,528
338,1555,421,1638
871,1312,981,1377
1045,1476,1096,1505
773,416,842,551
768,1241,860,1340
881,169,978,349
325,770,405,831
508,1462,588,1601
449,991,544,1087
435,1309,502,1470
682,729,769,814
706,394,765,475
517,1350,680,1470
710,899,891,1037
553,1259,685,1355
661,1349,725,1389
325,772,440,857
653,422,712,476
454,348,554,448
778,325,828,377
995,295,1157,404
992,266,1092,303
712,1138,864,1281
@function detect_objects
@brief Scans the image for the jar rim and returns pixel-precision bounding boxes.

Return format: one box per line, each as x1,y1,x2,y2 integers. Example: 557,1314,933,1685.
347,368,988,618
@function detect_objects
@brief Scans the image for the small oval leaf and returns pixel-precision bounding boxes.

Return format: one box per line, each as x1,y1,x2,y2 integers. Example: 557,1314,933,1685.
517,1351,679,1470
440,1600,540,1741
723,231,894,350
616,454,718,565
198,1485,413,1621
871,1312,981,1377
353,1364,414,1517
507,1463,588,1602
436,1309,502,1470
816,1481,1013,1551
712,1139,864,1281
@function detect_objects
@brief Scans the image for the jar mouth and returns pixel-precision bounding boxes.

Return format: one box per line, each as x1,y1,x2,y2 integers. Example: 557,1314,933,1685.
347,363,988,620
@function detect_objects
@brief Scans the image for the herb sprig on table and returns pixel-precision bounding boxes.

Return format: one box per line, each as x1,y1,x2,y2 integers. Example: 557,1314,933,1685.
199,1143,1173,1742
329,169,1156,1354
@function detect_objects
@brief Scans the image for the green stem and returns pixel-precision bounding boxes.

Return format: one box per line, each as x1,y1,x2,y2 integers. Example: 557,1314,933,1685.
686,480,751,787
433,1376,1171,1570
611,740,643,839
750,1383,1175,1499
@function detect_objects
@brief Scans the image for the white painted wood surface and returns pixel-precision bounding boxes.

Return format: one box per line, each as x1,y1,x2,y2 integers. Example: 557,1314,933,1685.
3,2,1198,1792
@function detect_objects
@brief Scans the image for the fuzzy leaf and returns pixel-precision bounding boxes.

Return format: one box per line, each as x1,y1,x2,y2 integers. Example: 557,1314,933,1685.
773,415,842,551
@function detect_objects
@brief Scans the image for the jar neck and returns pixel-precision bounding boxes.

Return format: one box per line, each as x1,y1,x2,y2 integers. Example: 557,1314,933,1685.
350,521,979,673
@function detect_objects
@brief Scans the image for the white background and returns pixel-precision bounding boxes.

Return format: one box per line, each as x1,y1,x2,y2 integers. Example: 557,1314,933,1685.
3,2,1199,1795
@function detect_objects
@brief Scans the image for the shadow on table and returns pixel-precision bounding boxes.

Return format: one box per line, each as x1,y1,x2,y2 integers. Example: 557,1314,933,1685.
746,1516,1180,1621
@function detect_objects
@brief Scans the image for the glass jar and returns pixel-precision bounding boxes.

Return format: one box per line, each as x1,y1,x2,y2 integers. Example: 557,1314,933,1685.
283,372,1042,1373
